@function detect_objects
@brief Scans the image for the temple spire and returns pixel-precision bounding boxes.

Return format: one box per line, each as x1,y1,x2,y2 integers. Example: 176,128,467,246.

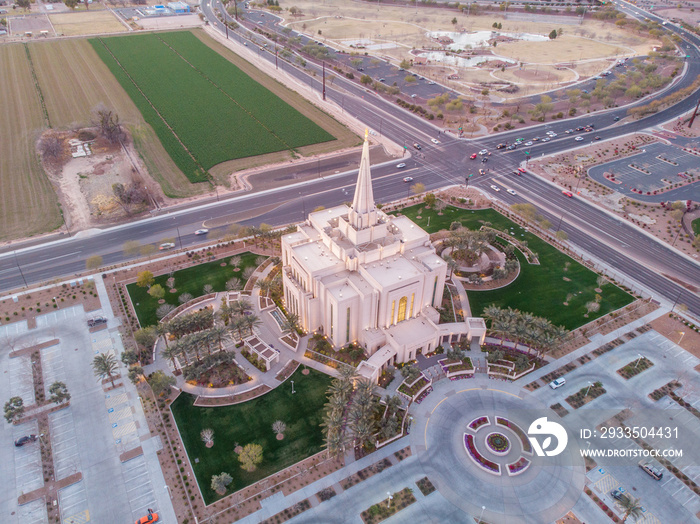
349,129,377,230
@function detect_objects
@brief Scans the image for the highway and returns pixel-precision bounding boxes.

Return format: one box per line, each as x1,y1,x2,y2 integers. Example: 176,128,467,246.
0,0,698,318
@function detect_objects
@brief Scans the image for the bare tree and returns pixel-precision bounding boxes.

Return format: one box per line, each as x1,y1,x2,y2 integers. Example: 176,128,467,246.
39,135,63,160
112,183,147,215
201,428,215,447
92,104,126,143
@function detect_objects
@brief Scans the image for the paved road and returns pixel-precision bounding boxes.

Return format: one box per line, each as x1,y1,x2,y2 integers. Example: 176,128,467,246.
0,0,698,319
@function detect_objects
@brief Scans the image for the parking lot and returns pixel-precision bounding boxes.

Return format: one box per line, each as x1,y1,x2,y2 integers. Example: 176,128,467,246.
530,329,700,523
588,142,699,201
0,278,175,524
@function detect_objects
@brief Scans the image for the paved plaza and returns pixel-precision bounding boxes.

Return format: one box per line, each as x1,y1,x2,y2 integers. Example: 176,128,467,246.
588,141,699,201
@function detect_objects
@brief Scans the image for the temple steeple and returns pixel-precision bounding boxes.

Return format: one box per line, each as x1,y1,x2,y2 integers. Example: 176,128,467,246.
348,129,378,230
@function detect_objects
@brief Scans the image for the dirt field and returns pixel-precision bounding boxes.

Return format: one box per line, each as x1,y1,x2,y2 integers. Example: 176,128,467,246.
0,44,61,242
29,38,204,200
135,13,201,30
49,11,127,36
495,35,632,65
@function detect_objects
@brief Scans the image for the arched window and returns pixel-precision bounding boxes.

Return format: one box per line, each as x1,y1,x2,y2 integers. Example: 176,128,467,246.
397,296,408,323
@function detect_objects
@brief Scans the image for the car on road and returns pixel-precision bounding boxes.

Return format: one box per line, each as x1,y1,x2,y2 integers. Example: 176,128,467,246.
479,149,488,155
479,169,485,175
506,188,517,195
194,229,209,235
565,129,574,134
515,138,525,143
481,157,488,163
135,510,159,524
562,190,573,198
490,185,500,192
396,163,406,168
542,137,551,142
15,435,38,447
428,81,436,85
614,116,620,121
610,490,624,501
532,137,540,142
518,167,526,173
496,143,506,149
513,171,520,176
594,136,601,140
402,176,413,183
639,461,663,480
575,136,584,141
413,143,421,150
431,138,440,144
410,94,417,98
549,378,566,389
546,131,557,137
257,21,263,24
588,123,595,128
470,153,478,159
524,141,533,146
159,243,176,250
575,126,585,131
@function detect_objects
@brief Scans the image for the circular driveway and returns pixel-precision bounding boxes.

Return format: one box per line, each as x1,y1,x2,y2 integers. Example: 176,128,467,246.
411,385,585,524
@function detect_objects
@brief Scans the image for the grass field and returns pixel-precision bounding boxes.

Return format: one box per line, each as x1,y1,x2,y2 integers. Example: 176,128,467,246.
0,45,61,242
126,252,262,327
170,368,332,503
50,11,126,36
394,205,634,330
692,218,700,236
28,38,202,198
91,31,336,182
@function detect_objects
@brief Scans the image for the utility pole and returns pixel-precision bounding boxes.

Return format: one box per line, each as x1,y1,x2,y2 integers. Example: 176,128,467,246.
13,251,28,288
322,61,326,101
275,46,278,69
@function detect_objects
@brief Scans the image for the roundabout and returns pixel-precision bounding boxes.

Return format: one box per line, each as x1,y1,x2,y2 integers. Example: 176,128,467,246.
411,381,585,524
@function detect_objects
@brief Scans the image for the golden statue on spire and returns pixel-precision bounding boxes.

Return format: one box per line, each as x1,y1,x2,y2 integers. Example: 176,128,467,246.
365,128,369,140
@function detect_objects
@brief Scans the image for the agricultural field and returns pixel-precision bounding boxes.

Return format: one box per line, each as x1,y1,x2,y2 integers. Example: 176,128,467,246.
28,38,200,198
90,31,337,183
0,45,61,242
50,11,127,36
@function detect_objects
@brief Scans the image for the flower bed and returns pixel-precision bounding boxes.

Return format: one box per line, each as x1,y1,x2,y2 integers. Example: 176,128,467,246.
649,380,681,401
507,457,531,476
397,375,429,398
464,433,500,475
617,357,653,379
414,386,433,404
241,348,267,372
449,374,473,381
496,417,533,454
416,477,436,496
485,432,510,454
360,487,417,524
468,416,490,432
565,382,606,409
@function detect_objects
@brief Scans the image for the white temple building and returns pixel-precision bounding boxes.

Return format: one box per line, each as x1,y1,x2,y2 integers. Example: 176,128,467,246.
281,131,486,383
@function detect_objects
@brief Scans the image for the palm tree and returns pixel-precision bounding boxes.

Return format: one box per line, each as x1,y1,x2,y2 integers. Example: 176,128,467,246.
280,313,301,334
243,314,262,336
92,353,119,387
384,395,402,417
230,299,252,316
338,365,358,382
620,494,643,522
255,278,272,297
161,344,181,373
155,322,171,349
210,325,231,351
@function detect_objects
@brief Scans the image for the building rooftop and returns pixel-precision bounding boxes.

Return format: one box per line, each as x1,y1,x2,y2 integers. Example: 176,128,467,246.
362,256,422,287
385,316,437,347
291,241,342,273
391,215,430,244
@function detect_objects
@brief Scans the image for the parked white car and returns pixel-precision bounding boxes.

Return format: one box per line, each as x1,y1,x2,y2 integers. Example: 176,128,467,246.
549,378,566,389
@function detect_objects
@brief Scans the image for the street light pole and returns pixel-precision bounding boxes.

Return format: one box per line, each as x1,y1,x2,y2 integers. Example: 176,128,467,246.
13,251,28,288
634,353,643,368
291,380,295,394
176,225,183,250
585,381,593,397
479,505,485,522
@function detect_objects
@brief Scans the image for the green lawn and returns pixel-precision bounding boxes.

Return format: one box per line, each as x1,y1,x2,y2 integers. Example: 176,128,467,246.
170,367,333,504
126,252,262,327
91,31,335,182
393,205,634,330
692,217,700,236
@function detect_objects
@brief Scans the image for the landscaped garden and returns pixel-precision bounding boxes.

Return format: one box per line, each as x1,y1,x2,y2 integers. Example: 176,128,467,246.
127,252,262,327
486,432,510,454
392,205,634,330
170,367,333,503
360,487,417,524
